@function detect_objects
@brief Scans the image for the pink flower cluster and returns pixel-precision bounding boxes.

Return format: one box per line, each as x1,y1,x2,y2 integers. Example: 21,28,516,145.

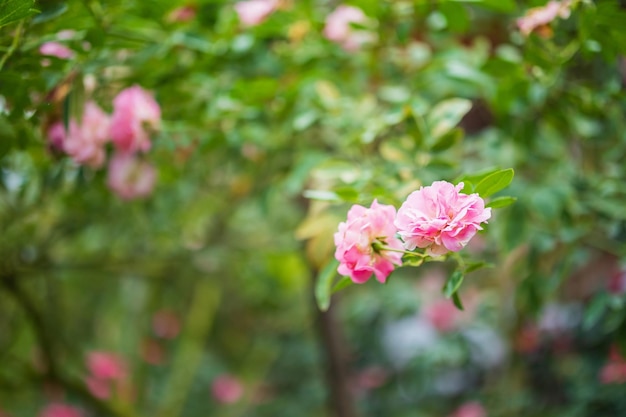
395,181,491,256
334,181,491,283
46,85,159,200
517,0,572,37
334,200,403,284
85,351,128,399
234,2,374,52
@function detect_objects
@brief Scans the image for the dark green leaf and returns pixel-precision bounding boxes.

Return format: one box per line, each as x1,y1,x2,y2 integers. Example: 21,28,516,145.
430,127,463,152
464,261,493,274
315,259,340,312
583,293,609,330
32,2,67,24
452,291,465,310
474,168,514,198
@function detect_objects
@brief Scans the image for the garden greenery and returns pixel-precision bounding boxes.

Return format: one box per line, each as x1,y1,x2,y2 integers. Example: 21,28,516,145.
1,0,626,416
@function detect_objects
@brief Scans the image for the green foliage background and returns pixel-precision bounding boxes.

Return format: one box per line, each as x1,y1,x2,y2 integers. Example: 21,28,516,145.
1,0,626,416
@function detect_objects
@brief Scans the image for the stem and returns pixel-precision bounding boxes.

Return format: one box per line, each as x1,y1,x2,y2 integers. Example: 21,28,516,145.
374,244,427,257
1,274,58,379
315,299,358,417
0,20,25,71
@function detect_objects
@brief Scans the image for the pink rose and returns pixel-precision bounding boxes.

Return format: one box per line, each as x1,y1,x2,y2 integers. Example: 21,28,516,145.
38,404,84,417
394,181,491,256
107,153,157,200
211,374,244,404
334,200,403,284
323,5,374,52
517,0,572,37
110,85,161,154
234,0,278,27
62,101,111,168
39,42,74,59
449,402,487,417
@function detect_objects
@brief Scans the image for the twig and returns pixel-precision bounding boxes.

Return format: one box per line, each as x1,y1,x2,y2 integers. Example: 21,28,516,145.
0,20,25,71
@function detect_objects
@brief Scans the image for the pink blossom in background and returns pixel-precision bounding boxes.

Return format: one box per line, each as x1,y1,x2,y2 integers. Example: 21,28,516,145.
517,0,572,37
46,122,66,151
152,309,181,339
234,0,278,27
334,200,403,284
62,101,110,168
608,266,626,294
107,153,157,200
86,375,111,399
110,85,161,154
423,298,462,333
514,324,541,354
38,403,84,417
166,5,197,23
39,42,74,59
87,351,127,381
599,346,626,384
140,338,166,365
449,401,487,417
85,351,128,399
323,5,374,52
211,374,244,404
353,366,388,391
395,181,491,256
56,30,76,40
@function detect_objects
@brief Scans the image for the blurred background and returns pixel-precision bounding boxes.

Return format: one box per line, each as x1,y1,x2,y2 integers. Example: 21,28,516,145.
1,0,626,416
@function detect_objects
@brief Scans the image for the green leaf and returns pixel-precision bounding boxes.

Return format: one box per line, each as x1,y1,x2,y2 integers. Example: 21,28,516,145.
455,167,502,192
583,293,609,330
403,254,425,267
474,168,514,198
443,270,464,298
315,259,340,312
452,291,465,310
334,186,360,202
464,261,493,274
331,276,353,294
0,0,37,28
487,196,517,208
430,127,463,152
303,190,340,201
32,2,67,24
427,98,472,139
449,0,516,13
